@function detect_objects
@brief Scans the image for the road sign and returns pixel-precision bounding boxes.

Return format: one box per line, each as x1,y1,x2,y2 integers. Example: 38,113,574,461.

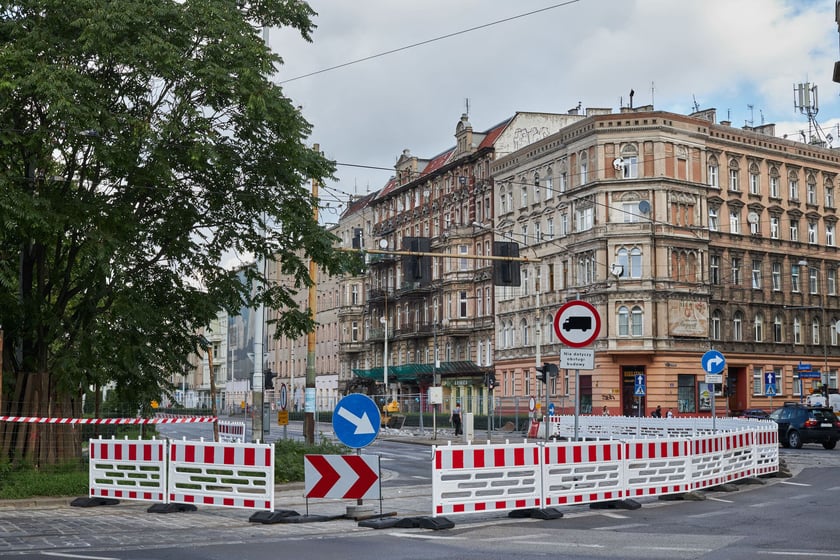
705,374,723,384
278,383,288,411
553,300,601,347
277,410,289,425
304,454,380,499
701,350,726,375
528,396,536,412
333,393,381,448
634,374,646,396
764,371,778,397
548,403,555,416
560,348,595,370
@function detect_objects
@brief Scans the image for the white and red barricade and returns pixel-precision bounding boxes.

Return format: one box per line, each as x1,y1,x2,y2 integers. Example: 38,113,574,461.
89,437,167,503
623,438,692,498
168,439,274,510
218,420,246,442
542,440,624,506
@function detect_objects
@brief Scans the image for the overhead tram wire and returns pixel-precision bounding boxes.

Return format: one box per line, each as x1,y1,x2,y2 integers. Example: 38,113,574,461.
278,1,582,85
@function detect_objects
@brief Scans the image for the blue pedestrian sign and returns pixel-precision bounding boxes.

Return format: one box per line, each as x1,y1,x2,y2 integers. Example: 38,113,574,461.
333,393,381,449
702,350,726,375
634,374,646,397
764,371,777,397
548,403,555,416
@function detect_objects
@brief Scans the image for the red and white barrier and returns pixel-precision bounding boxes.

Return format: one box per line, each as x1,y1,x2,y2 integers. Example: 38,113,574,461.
89,437,167,503
168,439,274,510
753,427,780,476
432,443,542,516
542,440,624,506
218,420,246,442
1,415,215,424
623,438,692,498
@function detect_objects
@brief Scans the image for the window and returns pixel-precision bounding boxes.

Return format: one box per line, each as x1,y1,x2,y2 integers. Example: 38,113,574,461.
459,291,467,318
754,313,763,342
808,221,817,244
809,267,819,294
476,288,483,316
770,216,780,239
829,267,837,295
752,260,762,289
826,183,835,208
459,244,469,271
828,223,835,247
521,319,530,346
575,206,594,232
618,306,629,336
774,315,783,342
533,172,541,202
559,171,567,193
733,311,743,341
772,262,782,291
622,156,638,179
580,154,588,185
791,264,802,292
729,209,741,234
813,317,822,346
710,255,721,285
547,217,555,239
789,172,799,200
708,156,719,187
731,257,741,286
678,374,696,413
752,366,763,396
711,310,722,340
351,284,359,305
709,207,719,231
622,202,641,222
790,218,799,242
794,316,802,344
545,169,553,199
807,175,817,204
728,159,740,191
521,183,528,208
534,221,542,242
631,306,643,336
560,213,569,236
351,321,359,342
749,163,760,194
770,168,780,198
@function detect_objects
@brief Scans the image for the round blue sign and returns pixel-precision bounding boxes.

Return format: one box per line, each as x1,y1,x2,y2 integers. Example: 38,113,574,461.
702,350,726,375
333,394,381,448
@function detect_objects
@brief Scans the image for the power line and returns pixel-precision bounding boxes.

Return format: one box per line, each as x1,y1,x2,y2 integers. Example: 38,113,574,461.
279,1,581,84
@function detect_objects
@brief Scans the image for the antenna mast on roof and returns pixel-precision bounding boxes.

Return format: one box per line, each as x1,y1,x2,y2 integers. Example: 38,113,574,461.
692,95,700,112
793,82,830,146
465,98,470,117
746,104,754,127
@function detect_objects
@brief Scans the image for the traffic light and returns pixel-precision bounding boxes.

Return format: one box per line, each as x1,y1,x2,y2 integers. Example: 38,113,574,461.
492,241,521,286
486,373,497,391
402,237,432,285
264,369,275,390
535,363,558,384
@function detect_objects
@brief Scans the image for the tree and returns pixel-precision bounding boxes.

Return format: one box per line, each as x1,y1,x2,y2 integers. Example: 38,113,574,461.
0,0,357,465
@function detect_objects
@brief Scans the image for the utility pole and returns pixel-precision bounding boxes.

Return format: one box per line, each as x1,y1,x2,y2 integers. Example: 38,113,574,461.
303,144,320,445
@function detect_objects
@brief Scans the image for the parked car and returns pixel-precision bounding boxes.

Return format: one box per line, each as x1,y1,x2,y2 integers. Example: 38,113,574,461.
768,403,840,449
737,408,770,420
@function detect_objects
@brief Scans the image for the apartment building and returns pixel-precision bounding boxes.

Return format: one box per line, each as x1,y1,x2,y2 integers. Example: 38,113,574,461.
490,104,839,417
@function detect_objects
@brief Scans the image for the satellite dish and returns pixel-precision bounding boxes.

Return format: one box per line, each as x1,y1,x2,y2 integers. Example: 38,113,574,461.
613,158,624,171
378,239,388,249
638,200,651,214
747,212,759,224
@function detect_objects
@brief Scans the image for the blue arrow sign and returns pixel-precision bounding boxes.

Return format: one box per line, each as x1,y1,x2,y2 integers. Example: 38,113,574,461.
333,394,381,449
634,374,646,396
702,350,726,375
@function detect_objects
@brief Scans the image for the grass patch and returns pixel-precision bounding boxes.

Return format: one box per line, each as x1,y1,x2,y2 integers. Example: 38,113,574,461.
0,462,88,499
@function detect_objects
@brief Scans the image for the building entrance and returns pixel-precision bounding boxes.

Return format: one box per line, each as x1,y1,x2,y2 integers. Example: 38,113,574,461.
622,365,645,417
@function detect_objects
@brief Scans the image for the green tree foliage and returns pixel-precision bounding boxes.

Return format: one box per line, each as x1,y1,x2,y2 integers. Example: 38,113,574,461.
0,0,358,464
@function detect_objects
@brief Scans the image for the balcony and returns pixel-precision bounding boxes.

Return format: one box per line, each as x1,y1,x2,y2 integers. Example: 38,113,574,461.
339,340,365,354
394,322,435,338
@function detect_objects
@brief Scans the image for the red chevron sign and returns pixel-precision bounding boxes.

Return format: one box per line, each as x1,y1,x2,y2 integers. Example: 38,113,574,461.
304,454,380,499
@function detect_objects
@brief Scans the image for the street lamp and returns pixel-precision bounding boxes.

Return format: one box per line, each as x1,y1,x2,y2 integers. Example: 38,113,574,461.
380,316,388,392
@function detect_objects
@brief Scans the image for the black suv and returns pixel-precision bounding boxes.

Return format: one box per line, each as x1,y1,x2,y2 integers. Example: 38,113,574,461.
769,403,840,449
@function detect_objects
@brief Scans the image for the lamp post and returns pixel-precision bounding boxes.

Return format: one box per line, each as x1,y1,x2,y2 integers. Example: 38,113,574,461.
380,316,388,397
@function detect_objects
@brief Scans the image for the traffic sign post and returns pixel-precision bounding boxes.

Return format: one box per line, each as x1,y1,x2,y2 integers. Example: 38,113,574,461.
701,350,726,430
633,374,646,418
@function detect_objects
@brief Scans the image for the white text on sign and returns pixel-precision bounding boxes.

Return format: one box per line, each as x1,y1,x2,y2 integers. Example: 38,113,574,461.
560,348,595,370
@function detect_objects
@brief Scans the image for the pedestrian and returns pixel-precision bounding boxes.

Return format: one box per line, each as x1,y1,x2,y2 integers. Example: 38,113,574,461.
666,408,674,418
451,402,462,436
602,405,609,416
651,405,662,418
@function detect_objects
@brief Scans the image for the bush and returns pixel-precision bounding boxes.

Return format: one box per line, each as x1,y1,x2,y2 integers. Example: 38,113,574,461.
274,437,349,483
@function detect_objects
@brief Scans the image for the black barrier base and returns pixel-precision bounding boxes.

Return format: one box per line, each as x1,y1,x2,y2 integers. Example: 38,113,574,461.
590,499,641,510
393,516,454,530
358,517,400,529
70,497,120,508
249,509,300,524
508,507,563,519
147,503,197,514
273,514,337,523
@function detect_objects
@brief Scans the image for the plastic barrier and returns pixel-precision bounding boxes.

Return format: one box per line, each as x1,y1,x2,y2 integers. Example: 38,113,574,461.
218,420,246,442
89,437,167,503
432,442,542,516
753,427,780,476
542,440,624,506
623,438,692,498
168,439,274,510
688,433,728,490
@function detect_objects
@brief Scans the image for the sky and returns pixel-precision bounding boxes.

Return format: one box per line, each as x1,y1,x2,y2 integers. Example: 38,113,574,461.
269,0,840,224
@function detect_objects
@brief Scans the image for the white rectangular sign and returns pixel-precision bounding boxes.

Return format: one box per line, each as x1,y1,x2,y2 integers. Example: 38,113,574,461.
560,348,594,370
427,386,443,405
705,374,723,384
